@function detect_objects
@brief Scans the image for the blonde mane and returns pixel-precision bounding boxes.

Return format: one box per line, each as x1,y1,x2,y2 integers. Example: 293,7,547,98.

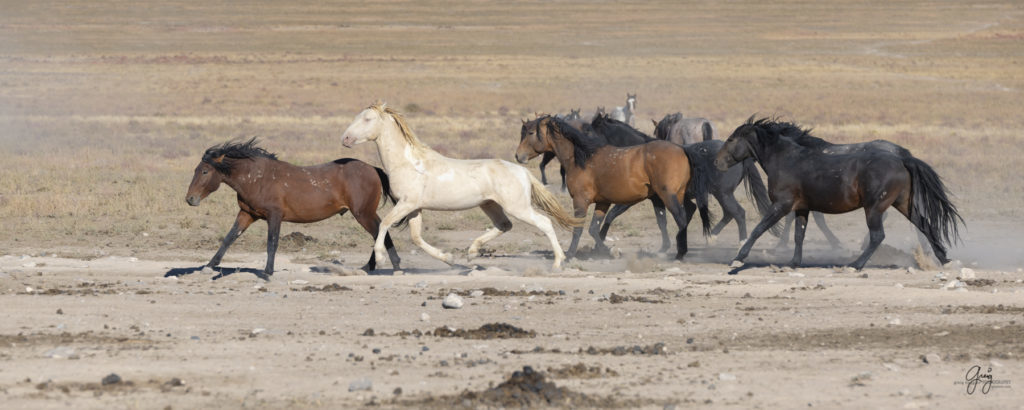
368,103,431,153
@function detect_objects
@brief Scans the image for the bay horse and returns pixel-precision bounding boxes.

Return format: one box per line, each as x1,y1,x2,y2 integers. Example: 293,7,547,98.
653,112,717,145
185,138,401,279
341,103,582,270
516,114,685,254
590,114,772,246
714,117,963,271
532,116,710,260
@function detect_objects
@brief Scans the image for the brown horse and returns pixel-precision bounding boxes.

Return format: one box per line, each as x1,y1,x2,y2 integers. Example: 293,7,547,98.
185,138,400,279
529,116,709,260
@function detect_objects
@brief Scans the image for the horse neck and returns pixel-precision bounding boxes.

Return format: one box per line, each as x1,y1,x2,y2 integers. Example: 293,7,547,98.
374,117,427,173
546,129,582,170
219,157,269,198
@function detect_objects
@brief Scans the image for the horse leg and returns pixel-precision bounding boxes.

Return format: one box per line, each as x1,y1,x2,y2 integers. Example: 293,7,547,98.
588,203,611,257
713,190,745,243
262,213,283,279
559,165,567,192
598,203,633,241
850,207,886,270
734,202,792,266
790,210,809,267
539,152,554,185
503,201,567,270
407,211,455,265
374,200,418,268
893,197,949,266
207,211,255,269
661,194,690,261
566,200,591,261
649,197,671,253
351,210,401,272
467,201,513,260
773,213,795,249
814,211,843,249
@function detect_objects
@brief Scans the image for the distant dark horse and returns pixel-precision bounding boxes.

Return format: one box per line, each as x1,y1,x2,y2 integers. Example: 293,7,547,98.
715,118,962,271
529,116,709,260
598,114,773,246
185,138,401,279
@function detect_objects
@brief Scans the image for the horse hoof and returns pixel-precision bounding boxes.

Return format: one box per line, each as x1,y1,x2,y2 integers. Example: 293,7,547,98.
729,260,743,268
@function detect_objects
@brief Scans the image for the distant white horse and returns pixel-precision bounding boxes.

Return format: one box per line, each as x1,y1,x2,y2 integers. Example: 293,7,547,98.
611,93,636,126
340,103,582,270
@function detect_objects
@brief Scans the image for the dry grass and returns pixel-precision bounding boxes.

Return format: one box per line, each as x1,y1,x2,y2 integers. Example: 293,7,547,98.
1,0,1022,258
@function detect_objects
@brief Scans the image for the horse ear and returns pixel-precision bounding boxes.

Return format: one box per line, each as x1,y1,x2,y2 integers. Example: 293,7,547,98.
521,118,527,124
213,154,226,163
651,119,658,126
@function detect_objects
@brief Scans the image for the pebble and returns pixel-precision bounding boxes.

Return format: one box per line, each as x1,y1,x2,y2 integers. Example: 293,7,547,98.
420,312,430,322
290,280,309,285
442,293,464,309
718,373,736,381
469,290,484,298
922,353,942,364
894,283,904,289
959,267,976,279
348,378,372,392
43,346,76,359
101,373,122,385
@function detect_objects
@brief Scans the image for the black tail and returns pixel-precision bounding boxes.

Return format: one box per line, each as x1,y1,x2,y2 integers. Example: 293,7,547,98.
683,146,714,237
740,158,781,237
701,121,713,141
903,156,964,261
373,167,408,229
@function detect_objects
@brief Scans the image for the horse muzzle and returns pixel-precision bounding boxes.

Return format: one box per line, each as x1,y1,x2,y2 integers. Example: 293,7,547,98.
713,158,731,171
186,195,201,207
341,134,356,148
514,153,528,164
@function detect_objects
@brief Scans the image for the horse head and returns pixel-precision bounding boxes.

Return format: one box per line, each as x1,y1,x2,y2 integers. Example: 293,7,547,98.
516,116,549,163
186,157,225,206
342,103,389,147
715,120,760,171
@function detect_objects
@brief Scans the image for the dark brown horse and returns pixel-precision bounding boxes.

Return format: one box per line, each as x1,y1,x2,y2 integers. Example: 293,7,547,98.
715,118,962,272
529,116,709,260
185,138,400,279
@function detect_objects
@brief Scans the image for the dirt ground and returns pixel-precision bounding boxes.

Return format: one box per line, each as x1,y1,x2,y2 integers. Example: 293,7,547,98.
1,229,1022,408
2,0,1024,408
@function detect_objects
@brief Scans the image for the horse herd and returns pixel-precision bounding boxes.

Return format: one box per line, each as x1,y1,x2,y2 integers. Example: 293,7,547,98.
186,98,963,280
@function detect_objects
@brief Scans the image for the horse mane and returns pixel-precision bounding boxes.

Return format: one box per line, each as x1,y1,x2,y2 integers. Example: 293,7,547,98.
591,113,654,143
545,116,606,168
368,102,432,153
202,137,277,176
653,112,682,140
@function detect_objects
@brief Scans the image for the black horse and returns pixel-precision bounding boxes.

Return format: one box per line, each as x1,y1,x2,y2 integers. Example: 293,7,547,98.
715,117,963,271
594,114,773,250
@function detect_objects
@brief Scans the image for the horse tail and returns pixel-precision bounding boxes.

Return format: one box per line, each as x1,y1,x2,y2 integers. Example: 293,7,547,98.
903,156,964,258
373,166,408,229
701,121,713,141
683,146,713,237
527,173,584,230
740,158,781,236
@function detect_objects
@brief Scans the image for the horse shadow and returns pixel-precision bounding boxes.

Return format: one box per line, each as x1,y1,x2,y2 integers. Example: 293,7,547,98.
164,266,269,280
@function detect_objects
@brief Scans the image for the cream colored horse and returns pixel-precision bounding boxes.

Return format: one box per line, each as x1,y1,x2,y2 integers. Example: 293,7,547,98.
340,103,581,270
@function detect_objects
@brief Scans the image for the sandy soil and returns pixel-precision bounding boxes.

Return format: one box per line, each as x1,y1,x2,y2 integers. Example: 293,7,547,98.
1,229,1021,409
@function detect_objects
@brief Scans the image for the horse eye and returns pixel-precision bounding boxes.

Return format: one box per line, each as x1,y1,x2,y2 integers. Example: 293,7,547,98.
202,170,208,175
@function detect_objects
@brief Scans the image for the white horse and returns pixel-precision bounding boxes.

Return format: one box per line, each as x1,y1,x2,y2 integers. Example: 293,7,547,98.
611,93,636,126
340,103,582,270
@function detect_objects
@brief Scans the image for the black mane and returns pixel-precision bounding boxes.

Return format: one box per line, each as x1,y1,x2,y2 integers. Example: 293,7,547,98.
202,137,278,175
590,113,655,145
546,116,607,168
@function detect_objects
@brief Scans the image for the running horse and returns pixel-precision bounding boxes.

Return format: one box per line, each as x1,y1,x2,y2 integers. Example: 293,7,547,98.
530,116,710,260
185,138,401,279
715,117,963,271
341,103,582,270
653,112,717,145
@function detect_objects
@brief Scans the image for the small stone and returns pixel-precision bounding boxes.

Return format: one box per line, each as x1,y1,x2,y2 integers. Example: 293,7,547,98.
469,290,484,298
788,272,805,278
442,293,464,309
101,373,122,386
348,378,372,392
420,312,430,322
415,281,428,288
290,280,309,285
56,308,63,315
718,373,736,381
959,267,976,279
888,317,901,325
393,387,402,396
921,353,941,364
